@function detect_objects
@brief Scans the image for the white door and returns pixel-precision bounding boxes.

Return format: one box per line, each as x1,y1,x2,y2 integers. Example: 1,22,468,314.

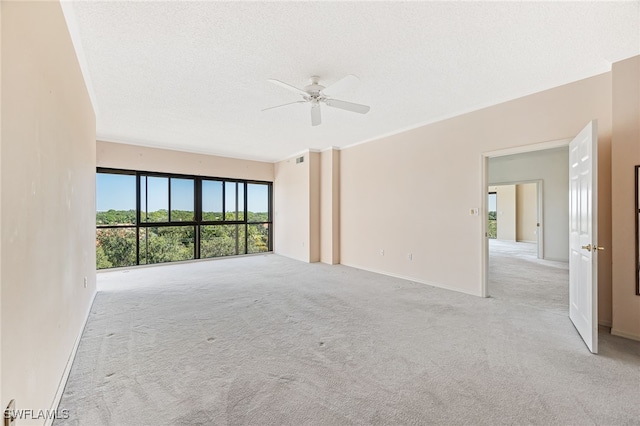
569,120,599,354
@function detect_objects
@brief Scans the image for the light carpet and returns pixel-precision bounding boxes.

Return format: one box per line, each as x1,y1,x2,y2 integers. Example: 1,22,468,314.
488,239,569,315
56,254,640,425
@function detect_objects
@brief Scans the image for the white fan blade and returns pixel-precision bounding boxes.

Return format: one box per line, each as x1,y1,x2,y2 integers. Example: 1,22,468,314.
311,104,321,126
321,74,359,97
267,79,308,97
262,100,306,112
325,98,370,114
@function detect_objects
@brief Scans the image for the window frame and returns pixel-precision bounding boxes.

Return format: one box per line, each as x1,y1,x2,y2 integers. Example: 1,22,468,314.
96,167,273,268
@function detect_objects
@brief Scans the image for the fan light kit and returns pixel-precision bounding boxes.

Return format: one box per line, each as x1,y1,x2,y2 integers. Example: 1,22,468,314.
263,75,370,126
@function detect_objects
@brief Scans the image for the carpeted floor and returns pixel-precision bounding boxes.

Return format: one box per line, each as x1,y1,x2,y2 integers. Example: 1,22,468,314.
488,239,569,315
56,253,640,425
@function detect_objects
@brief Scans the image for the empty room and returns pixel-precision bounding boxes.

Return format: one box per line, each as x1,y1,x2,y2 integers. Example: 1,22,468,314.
487,148,570,313
2,1,640,425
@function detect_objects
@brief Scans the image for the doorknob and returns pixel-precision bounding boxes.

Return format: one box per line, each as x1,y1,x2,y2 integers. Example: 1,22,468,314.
582,244,605,252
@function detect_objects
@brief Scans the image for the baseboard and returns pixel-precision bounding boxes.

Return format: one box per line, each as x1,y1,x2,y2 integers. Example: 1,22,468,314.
339,262,482,297
611,327,640,342
544,256,569,263
46,289,97,426
98,251,275,274
599,319,612,328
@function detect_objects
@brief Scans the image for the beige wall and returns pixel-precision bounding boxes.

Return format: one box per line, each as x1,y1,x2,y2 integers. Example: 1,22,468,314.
309,152,321,263
0,0,3,410
320,149,340,264
1,2,96,423
340,71,612,297
489,147,569,261
611,56,640,340
496,185,516,241
490,182,538,243
97,140,273,182
273,151,322,263
516,183,538,243
274,153,311,262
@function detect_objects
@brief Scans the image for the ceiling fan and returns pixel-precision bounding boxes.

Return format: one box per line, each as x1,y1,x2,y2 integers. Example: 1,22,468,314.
263,75,370,126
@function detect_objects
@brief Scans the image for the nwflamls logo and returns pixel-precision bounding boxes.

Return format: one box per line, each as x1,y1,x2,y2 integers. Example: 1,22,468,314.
4,408,70,421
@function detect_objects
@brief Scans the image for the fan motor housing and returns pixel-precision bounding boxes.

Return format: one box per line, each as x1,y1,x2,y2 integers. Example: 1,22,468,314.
304,83,325,95
304,76,324,95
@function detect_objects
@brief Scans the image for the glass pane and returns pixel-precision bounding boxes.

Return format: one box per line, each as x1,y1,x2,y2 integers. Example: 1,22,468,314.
238,224,246,254
96,227,137,269
201,225,244,258
202,180,223,221
170,178,194,222
141,176,169,222
238,183,245,221
225,182,237,221
488,192,497,239
96,173,136,225
139,177,146,223
247,184,269,222
139,226,195,265
247,223,270,253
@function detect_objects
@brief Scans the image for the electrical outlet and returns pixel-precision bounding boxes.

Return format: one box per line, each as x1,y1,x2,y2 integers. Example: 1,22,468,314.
83,276,88,288
407,253,413,261
380,249,384,256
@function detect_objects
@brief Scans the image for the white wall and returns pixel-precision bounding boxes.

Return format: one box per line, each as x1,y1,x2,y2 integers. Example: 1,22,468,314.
1,2,96,423
489,147,569,261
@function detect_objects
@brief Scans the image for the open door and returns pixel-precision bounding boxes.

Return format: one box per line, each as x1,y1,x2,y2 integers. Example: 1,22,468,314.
569,120,600,354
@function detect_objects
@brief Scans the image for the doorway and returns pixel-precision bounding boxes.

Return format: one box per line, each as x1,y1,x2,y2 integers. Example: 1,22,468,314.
481,142,571,314
488,182,542,259
482,122,600,354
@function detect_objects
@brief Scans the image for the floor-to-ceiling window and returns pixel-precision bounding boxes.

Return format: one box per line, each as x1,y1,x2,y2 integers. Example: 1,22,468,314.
96,168,272,269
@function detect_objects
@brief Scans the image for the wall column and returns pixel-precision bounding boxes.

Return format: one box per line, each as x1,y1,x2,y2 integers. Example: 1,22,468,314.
274,150,321,263
320,148,340,264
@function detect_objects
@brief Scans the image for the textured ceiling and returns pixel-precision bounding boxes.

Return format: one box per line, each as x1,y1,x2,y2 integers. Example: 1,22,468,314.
63,1,640,162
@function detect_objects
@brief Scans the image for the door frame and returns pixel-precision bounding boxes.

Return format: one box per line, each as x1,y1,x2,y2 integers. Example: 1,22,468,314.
480,138,571,298
488,180,544,259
